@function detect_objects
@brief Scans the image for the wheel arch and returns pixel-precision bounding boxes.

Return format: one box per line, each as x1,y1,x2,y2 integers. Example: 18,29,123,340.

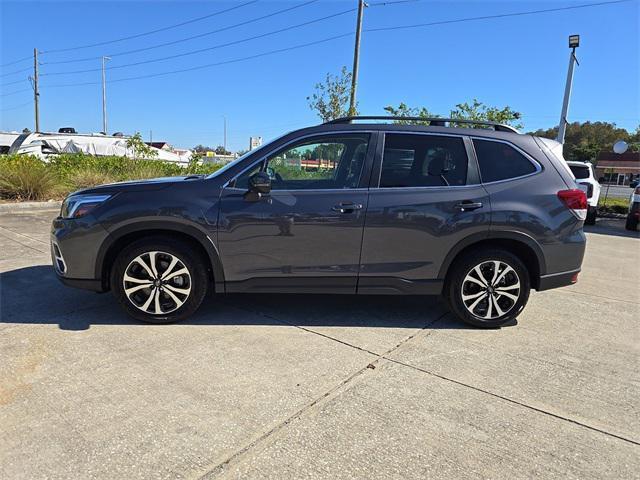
439,231,545,289
96,221,225,293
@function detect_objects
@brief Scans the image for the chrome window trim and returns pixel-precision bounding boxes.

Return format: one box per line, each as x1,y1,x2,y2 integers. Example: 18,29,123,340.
223,130,375,191
377,131,475,189
470,136,543,185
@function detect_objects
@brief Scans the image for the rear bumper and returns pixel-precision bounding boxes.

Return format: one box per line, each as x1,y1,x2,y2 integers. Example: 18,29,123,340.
537,268,580,291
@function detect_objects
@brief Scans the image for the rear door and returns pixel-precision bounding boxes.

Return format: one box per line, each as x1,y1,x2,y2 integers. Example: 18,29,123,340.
218,132,375,293
358,132,491,294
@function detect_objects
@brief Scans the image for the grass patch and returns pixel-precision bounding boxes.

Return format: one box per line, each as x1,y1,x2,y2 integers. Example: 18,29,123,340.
0,154,224,201
598,195,629,214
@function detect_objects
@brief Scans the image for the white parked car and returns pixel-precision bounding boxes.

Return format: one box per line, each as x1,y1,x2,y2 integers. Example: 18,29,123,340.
567,161,600,225
626,182,640,231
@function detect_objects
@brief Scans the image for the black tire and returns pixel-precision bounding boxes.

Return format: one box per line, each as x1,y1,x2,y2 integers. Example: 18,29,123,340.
445,248,531,328
111,236,209,323
585,206,597,225
626,214,639,231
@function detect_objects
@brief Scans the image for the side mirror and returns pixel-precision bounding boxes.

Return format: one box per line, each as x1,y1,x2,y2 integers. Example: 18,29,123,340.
248,171,271,194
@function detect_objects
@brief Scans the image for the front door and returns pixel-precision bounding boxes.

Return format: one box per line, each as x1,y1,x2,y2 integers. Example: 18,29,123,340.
219,133,374,293
358,132,491,294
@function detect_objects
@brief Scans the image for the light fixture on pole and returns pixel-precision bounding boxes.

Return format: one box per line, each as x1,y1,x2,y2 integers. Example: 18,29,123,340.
556,35,580,145
102,56,111,134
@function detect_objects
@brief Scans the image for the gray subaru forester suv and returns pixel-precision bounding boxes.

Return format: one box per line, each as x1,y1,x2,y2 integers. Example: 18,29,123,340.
51,116,587,328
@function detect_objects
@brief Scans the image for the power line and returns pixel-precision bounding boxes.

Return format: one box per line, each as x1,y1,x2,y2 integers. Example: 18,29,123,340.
0,55,32,68
1,77,29,87
0,88,31,98
0,66,33,78
40,0,259,54
0,101,32,112
365,0,631,32
41,7,356,77
42,32,354,88
42,0,321,65
369,0,421,6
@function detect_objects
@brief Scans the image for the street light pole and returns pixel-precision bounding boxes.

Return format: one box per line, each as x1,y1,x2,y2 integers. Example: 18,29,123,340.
224,116,227,153
557,35,580,144
101,56,111,134
349,0,366,116
32,48,40,132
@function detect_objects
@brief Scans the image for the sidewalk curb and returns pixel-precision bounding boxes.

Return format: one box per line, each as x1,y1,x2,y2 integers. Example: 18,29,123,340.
0,201,61,213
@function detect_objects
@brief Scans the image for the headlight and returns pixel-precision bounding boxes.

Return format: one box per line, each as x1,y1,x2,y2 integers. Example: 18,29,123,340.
61,194,112,219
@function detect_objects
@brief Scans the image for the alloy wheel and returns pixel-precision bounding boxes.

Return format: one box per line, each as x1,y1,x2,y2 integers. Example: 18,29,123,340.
461,260,521,320
122,251,192,315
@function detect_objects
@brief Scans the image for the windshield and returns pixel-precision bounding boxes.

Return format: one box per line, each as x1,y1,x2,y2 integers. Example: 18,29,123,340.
569,165,590,179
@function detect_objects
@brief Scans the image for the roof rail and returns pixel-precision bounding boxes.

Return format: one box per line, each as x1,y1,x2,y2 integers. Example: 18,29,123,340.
325,116,519,134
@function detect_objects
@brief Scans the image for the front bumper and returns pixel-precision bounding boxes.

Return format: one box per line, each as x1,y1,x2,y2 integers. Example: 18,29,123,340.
51,215,108,291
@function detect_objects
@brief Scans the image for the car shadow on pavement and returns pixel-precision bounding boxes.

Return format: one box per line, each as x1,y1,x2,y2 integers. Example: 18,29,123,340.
0,265,506,331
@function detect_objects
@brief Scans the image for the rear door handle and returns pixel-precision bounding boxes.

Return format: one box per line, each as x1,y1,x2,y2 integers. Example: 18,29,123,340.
332,202,363,214
455,201,483,212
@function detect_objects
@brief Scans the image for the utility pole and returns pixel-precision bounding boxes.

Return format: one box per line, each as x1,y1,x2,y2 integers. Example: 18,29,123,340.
32,48,40,132
557,35,580,144
349,0,366,116
102,56,111,134
223,116,227,152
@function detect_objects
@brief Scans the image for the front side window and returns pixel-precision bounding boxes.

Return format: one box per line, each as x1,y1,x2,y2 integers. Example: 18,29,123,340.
380,133,468,188
473,139,537,183
234,134,369,190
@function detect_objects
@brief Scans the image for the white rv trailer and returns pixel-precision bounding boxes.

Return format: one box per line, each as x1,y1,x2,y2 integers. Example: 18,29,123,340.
7,131,191,164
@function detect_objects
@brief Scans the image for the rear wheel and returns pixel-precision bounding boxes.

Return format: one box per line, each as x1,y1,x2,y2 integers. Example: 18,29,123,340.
111,237,208,323
626,214,639,231
585,206,597,225
446,249,530,328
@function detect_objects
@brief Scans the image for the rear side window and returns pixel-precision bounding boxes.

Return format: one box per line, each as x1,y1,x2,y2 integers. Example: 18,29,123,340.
380,134,468,187
473,139,537,183
569,165,590,179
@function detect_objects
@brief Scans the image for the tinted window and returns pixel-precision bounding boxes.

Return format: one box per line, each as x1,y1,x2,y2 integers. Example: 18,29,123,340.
473,139,537,183
380,134,468,187
234,134,369,190
569,165,590,179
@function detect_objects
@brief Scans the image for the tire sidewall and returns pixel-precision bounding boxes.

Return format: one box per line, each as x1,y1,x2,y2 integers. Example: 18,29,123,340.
447,249,531,328
111,239,208,323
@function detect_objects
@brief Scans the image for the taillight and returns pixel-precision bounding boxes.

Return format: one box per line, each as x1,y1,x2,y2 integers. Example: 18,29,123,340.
558,189,587,221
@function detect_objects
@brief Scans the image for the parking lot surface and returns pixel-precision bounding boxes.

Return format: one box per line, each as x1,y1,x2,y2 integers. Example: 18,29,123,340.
1,208,639,480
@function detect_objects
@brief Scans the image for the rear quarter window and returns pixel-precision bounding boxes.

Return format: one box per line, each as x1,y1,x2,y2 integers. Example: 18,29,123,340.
473,139,537,183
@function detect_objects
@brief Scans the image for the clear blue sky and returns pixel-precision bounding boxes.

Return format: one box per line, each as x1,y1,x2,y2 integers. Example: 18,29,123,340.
1,0,638,151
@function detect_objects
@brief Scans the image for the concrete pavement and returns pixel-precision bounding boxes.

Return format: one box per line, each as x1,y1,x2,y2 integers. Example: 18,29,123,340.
0,208,638,479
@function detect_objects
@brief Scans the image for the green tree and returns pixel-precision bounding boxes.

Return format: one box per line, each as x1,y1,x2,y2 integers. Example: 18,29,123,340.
384,99,522,129
450,99,523,129
383,103,435,125
126,132,158,159
528,121,637,163
215,145,231,155
307,66,357,122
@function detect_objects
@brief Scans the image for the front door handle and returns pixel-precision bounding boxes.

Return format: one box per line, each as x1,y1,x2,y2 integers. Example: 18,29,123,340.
455,201,483,212
332,202,363,214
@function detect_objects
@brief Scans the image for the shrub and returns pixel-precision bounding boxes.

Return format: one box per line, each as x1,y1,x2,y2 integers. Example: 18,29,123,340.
0,153,227,200
0,155,58,200
66,170,117,190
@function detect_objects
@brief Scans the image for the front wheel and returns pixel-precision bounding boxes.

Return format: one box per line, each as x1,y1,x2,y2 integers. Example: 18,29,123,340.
446,249,531,328
111,237,209,323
